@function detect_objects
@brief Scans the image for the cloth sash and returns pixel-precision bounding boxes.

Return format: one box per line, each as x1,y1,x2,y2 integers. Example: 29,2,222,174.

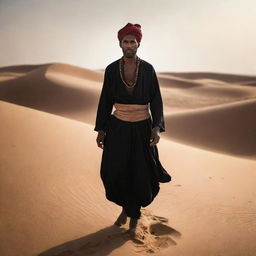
113,103,151,122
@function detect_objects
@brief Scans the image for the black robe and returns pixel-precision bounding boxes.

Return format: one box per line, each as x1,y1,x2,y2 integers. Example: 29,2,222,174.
94,57,171,208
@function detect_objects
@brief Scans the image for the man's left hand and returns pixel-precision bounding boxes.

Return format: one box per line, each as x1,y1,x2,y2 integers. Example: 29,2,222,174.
150,126,160,146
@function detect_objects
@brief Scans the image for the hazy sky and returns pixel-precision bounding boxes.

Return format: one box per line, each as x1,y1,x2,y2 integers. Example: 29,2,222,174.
0,0,255,75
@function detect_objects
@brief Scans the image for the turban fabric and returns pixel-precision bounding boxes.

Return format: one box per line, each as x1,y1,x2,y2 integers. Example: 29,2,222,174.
117,23,142,43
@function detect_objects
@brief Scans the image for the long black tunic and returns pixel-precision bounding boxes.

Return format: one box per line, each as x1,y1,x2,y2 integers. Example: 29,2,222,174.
94,57,171,208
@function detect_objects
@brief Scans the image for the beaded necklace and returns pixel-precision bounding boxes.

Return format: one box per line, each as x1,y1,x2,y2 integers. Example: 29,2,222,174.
119,55,140,88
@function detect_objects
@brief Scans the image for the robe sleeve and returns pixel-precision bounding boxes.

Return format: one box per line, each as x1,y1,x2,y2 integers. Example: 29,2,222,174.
149,66,165,133
94,66,114,132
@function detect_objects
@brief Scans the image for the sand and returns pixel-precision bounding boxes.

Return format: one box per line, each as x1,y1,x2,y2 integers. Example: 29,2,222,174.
0,62,256,256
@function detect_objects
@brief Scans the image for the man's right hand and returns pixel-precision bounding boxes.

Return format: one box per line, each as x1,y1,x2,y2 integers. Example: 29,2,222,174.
96,130,105,149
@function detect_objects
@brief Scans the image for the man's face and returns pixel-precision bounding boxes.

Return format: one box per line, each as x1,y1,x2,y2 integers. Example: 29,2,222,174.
119,34,140,58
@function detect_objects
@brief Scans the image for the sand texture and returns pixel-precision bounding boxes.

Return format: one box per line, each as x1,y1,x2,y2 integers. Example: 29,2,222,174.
1,63,256,256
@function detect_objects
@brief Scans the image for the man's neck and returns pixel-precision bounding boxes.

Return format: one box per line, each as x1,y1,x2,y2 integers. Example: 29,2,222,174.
123,55,137,65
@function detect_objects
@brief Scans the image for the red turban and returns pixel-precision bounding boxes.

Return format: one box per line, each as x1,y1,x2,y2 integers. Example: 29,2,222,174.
117,23,142,43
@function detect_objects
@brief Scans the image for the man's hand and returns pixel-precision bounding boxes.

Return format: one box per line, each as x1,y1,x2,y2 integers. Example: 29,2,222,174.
150,126,160,146
96,130,105,149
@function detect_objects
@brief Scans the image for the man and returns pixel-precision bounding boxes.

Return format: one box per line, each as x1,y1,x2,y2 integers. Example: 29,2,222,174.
94,23,171,235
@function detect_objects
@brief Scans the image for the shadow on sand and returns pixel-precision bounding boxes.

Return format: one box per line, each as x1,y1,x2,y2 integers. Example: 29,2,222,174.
38,225,132,256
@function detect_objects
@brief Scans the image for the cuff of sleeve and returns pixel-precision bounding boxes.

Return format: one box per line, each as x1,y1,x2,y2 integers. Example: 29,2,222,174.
152,124,165,133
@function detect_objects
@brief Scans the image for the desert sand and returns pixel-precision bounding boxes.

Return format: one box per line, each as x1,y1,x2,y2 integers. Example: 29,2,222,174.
0,62,256,256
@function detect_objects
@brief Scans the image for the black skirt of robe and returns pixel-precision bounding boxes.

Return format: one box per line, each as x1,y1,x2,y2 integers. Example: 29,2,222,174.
100,114,168,208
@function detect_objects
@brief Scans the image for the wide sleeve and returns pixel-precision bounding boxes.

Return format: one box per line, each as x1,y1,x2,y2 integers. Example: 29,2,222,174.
149,66,165,133
93,66,114,132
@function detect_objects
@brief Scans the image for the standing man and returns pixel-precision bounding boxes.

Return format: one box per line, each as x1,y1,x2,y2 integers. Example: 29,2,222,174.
94,23,171,235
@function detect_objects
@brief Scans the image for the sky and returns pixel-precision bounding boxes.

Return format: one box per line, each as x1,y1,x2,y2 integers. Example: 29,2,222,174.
0,0,255,75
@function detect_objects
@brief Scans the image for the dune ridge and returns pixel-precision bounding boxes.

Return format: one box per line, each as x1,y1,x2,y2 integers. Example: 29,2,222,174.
159,71,256,84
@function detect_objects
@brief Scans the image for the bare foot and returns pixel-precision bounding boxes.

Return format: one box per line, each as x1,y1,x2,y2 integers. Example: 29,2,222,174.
128,218,138,234
114,208,127,226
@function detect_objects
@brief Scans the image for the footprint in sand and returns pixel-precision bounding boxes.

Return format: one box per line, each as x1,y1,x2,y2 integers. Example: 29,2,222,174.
149,222,175,236
152,215,169,223
130,208,181,254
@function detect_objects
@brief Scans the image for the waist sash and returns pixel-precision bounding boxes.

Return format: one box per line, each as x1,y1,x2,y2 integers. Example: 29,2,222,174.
113,103,151,122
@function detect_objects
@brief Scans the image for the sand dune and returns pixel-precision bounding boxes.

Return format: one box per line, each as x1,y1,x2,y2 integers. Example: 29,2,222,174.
165,98,256,158
1,63,256,256
1,62,255,126
0,63,102,124
0,63,48,73
1,100,256,256
157,74,202,88
159,71,256,84
0,101,182,256
45,62,103,82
